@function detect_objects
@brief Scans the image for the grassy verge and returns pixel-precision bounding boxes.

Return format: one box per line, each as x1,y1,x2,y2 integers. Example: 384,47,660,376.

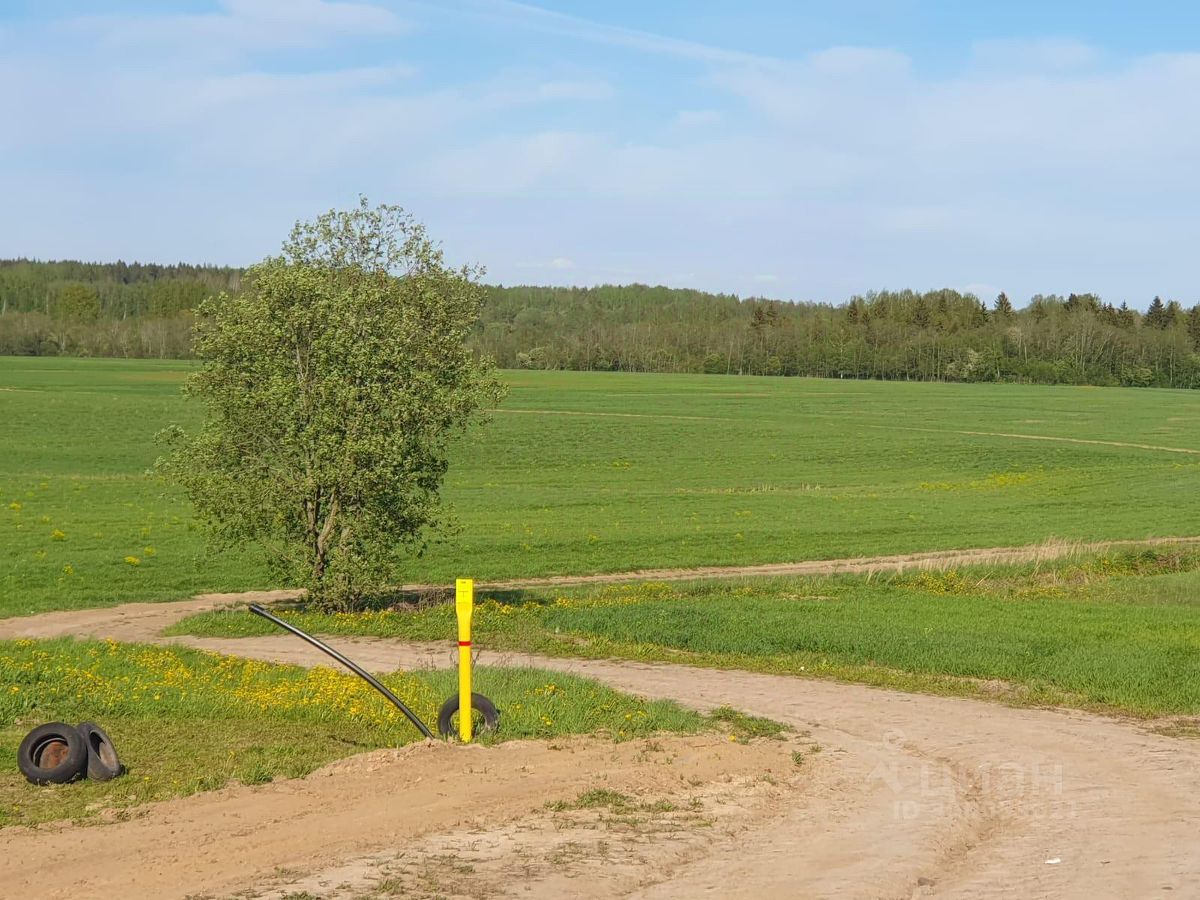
172,546,1200,719
0,638,766,828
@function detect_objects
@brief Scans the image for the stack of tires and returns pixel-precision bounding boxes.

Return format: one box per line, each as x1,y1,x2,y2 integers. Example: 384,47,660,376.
17,722,122,785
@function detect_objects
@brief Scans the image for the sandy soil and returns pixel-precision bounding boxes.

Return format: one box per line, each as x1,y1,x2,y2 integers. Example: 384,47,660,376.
0,733,815,900
3,545,1200,898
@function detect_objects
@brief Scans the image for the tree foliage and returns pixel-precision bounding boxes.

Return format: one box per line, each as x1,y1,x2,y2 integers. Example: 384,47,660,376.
158,200,503,610
3,257,1200,388
475,284,1200,388
54,283,101,323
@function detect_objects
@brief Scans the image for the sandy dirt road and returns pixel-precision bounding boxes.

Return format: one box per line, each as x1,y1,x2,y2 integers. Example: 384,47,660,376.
5,535,1199,624
2,545,1200,899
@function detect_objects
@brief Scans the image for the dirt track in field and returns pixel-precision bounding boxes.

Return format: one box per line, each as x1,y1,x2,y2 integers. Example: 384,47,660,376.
485,534,1200,588
5,537,1200,643
14,534,1196,636
3,539,1200,899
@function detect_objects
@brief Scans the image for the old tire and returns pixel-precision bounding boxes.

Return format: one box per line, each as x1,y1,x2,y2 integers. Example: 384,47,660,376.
78,722,122,781
437,693,499,738
17,723,88,785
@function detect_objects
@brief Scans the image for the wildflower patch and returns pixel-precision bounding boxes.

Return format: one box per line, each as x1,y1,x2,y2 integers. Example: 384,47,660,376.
0,638,717,827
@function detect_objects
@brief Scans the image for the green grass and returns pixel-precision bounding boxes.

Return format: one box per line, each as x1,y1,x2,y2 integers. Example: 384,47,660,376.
0,638,715,827
3,356,1200,617
173,547,1200,719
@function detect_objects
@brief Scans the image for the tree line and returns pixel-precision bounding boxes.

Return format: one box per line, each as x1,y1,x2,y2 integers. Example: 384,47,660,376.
3,258,1200,388
0,259,241,359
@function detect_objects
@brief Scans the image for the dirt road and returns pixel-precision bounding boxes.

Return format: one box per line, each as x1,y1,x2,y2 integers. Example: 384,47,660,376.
7,535,1200,627
2,545,1199,898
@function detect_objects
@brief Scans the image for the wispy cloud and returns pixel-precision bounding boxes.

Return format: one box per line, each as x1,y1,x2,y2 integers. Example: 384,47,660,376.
66,0,408,60
461,0,778,67
672,109,723,128
516,256,576,270
970,37,1101,72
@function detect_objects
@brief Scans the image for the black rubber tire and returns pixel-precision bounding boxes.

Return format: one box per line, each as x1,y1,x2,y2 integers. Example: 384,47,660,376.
17,722,88,786
437,693,499,738
77,722,122,781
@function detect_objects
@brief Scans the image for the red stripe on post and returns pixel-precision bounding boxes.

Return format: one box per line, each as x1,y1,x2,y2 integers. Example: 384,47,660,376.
458,641,472,647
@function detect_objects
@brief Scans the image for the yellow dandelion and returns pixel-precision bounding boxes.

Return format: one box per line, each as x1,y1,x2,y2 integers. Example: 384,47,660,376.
124,556,141,566
51,529,66,541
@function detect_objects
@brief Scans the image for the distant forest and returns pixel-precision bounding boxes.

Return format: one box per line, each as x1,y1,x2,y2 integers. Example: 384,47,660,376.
3,258,1200,388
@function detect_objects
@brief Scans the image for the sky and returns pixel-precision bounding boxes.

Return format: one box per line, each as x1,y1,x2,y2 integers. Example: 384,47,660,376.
2,1,1199,307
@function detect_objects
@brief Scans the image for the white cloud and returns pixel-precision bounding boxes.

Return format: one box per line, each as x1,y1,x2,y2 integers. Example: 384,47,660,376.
190,64,416,108
876,206,958,234
469,0,776,66
428,131,597,194
971,38,1100,72
222,0,403,32
70,0,408,55
515,257,576,270
672,109,722,128
535,79,615,101
807,46,911,78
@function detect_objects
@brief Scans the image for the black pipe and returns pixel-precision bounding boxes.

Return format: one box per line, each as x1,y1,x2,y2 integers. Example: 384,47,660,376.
248,603,435,739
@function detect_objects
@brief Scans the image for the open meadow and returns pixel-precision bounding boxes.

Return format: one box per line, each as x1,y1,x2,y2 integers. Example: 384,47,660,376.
3,356,1199,617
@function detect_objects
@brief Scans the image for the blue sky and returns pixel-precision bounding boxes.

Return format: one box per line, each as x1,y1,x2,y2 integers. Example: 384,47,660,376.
2,1,1198,306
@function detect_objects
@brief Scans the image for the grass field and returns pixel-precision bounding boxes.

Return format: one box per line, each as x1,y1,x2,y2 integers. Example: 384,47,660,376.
174,547,1200,719
3,356,1200,617
0,638,760,827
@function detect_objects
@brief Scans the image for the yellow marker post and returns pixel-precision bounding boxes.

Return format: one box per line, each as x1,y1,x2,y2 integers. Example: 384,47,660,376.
455,578,474,743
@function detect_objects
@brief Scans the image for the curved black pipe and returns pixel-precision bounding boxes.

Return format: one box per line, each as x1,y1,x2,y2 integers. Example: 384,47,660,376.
248,603,435,739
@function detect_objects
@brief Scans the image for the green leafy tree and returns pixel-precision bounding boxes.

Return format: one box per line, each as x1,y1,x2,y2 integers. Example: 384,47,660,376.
159,199,503,610
11,256,1200,390
54,282,101,323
